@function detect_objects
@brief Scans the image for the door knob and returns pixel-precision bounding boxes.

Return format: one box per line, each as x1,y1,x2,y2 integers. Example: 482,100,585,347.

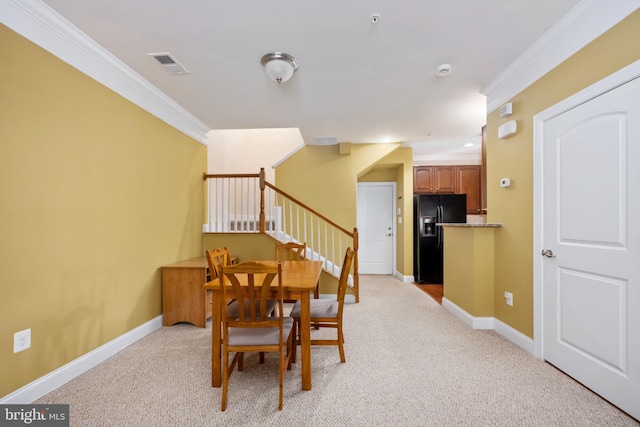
541,249,556,258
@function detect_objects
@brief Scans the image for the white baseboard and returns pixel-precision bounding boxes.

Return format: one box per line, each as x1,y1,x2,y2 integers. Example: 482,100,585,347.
442,298,494,330
493,317,535,355
395,271,414,283
1,315,163,404
442,298,534,354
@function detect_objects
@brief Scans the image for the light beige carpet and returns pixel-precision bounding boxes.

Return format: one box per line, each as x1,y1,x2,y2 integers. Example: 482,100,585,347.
36,275,639,426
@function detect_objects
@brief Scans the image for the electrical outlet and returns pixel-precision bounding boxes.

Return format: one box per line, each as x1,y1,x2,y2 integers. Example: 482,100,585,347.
504,292,513,306
14,329,31,353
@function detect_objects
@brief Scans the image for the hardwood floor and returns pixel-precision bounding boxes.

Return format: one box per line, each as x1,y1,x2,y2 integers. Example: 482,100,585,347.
414,283,443,305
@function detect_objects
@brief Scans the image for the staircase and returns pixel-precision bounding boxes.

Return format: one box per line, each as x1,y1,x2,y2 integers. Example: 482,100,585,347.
203,168,359,302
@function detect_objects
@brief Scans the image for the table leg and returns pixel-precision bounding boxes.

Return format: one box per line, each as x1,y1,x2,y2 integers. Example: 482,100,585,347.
300,290,312,390
211,291,221,388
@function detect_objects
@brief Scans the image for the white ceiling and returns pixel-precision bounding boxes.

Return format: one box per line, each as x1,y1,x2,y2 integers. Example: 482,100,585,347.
39,0,583,160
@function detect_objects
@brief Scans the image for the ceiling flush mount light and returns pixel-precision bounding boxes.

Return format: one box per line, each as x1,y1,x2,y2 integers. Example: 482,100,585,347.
260,52,299,84
435,63,451,77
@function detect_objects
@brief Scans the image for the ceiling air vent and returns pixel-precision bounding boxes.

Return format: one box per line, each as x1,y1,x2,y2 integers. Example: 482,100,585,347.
148,52,189,75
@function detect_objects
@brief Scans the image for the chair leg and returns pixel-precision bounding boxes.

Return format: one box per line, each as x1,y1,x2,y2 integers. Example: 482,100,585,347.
223,352,243,411
279,350,284,410
221,349,229,411
338,324,346,363
290,319,297,363
286,333,293,371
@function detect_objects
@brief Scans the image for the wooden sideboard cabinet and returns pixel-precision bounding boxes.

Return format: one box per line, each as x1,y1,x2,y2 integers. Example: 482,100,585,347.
413,166,456,193
162,257,211,328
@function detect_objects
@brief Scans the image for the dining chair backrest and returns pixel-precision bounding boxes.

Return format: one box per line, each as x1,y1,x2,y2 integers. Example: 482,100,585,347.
220,261,283,325
289,246,354,365
336,247,355,316
206,247,229,280
275,242,307,262
218,260,291,411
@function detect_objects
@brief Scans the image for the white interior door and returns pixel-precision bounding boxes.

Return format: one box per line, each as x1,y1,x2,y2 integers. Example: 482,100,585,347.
540,75,640,420
357,183,395,274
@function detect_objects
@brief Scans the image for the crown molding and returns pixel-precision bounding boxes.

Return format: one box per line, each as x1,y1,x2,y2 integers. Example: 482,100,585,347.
481,0,640,113
0,0,210,145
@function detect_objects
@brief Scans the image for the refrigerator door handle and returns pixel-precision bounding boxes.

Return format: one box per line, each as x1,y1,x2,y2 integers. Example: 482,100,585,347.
436,205,442,249
439,205,444,249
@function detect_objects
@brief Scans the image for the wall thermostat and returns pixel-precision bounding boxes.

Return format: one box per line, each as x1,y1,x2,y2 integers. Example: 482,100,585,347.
500,178,511,188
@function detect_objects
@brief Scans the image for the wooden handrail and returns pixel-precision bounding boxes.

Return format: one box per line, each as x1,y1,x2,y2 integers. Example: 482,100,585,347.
263,182,354,237
203,172,261,180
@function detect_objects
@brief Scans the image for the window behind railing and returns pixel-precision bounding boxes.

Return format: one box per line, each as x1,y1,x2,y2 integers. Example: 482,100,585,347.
203,169,359,301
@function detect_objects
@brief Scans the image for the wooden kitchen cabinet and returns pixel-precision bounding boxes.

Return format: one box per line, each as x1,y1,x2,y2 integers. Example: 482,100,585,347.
413,166,456,193
456,165,482,214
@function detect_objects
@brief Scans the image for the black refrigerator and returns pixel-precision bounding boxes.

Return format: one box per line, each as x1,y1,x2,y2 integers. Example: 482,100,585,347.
413,194,466,284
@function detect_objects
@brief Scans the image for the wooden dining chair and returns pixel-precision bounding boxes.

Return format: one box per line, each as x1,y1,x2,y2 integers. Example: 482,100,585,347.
205,247,229,280
275,241,307,261
275,241,312,307
207,248,276,364
290,247,354,363
219,261,294,411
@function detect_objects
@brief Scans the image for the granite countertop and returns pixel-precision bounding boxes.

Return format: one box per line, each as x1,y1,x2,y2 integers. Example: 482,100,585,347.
437,223,503,228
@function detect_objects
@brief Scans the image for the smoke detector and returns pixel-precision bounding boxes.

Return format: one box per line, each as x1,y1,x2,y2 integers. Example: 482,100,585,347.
148,52,189,75
435,63,451,77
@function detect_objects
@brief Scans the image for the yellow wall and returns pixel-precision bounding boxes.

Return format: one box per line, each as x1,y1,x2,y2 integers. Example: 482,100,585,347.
276,143,401,228
443,227,495,317
0,25,206,397
486,10,640,337
276,144,414,277
203,234,276,263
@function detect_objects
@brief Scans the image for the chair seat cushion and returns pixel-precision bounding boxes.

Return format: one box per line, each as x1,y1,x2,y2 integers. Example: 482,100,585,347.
228,317,294,346
290,299,338,319
227,299,277,319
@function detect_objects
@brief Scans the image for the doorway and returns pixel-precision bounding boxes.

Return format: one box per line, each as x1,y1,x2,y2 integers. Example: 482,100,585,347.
356,183,395,274
534,61,640,420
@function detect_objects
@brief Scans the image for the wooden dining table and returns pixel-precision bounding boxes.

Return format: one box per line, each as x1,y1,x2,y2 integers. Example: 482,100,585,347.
203,260,323,391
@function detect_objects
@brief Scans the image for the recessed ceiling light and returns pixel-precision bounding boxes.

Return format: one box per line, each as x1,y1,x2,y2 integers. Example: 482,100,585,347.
464,143,474,147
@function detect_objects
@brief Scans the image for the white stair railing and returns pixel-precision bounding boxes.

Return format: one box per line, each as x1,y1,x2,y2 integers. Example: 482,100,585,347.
203,169,359,301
